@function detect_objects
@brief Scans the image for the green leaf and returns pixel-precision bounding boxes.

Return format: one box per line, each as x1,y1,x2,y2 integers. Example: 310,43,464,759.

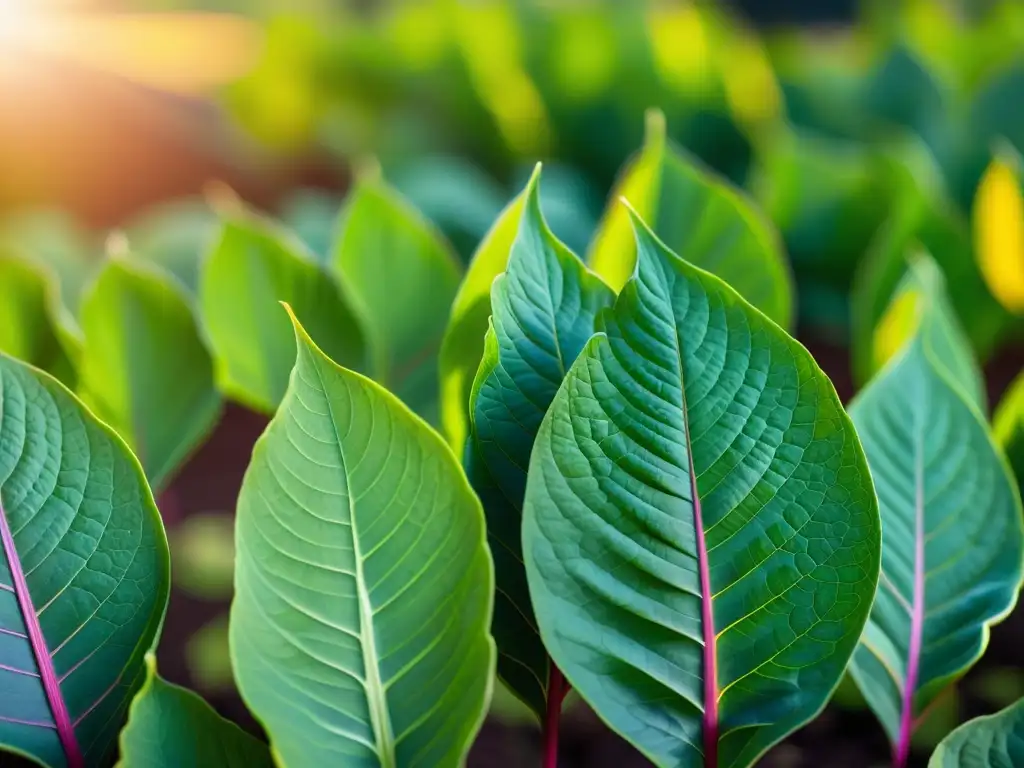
0,352,170,768
280,188,342,264
589,110,793,328
331,174,462,423
929,697,1024,767
522,212,881,768
995,370,1024,496
0,256,75,386
229,307,495,767
117,653,272,768
439,193,526,456
122,199,218,296
466,166,614,717
848,256,1024,763
200,210,366,413
852,145,1011,388
77,259,222,491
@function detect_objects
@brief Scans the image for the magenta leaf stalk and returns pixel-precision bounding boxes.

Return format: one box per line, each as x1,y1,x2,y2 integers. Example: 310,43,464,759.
542,664,568,768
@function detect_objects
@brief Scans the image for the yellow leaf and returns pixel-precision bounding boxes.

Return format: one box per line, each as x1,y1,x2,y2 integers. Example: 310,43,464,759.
974,152,1024,313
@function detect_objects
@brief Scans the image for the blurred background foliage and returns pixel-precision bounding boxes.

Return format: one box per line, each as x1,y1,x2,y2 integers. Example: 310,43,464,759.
1,0,1024,765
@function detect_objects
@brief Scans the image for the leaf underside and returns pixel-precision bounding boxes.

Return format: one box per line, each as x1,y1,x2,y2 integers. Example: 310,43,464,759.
929,697,1024,768
0,353,170,768
523,218,880,768
229,311,494,768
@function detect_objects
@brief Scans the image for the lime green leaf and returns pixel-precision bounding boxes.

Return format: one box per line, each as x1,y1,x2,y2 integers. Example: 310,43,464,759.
995,371,1024,493
590,110,793,328
523,213,880,768
0,256,74,386
117,654,271,768
123,199,218,296
973,145,1024,315
229,308,494,767
929,697,1024,767
331,174,462,422
439,193,526,455
78,259,222,491
848,257,1024,764
200,211,366,413
467,166,613,717
0,352,170,768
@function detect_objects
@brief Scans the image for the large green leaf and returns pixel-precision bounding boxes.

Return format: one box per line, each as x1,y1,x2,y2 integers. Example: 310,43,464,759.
466,166,614,717
848,257,1024,765
331,174,462,423
229,308,495,767
995,370,1024,499
929,696,1024,767
0,256,74,386
522,213,880,768
117,654,272,768
77,259,222,491
439,193,525,456
200,210,366,413
0,353,170,768
589,109,793,328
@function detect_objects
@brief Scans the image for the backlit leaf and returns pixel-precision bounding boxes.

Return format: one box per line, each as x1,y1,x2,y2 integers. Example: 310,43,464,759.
848,257,1024,764
0,256,74,386
229,308,494,767
973,146,1024,314
78,259,221,491
466,166,613,716
523,212,880,767
0,353,170,768
929,697,1024,767
200,210,366,413
117,654,272,768
331,174,462,423
589,109,793,328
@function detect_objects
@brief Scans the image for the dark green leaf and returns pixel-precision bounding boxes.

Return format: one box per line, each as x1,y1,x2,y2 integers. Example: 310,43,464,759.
929,697,1024,767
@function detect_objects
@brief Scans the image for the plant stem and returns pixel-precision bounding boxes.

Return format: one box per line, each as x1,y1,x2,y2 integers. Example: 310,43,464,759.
542,664,568,768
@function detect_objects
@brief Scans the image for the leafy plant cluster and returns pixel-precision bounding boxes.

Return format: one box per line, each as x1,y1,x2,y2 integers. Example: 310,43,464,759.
0,90,1023,766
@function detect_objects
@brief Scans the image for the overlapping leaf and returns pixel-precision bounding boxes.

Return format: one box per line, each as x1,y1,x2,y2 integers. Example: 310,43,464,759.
848,256,1024,764
0,256,74,386
522,213,880,767
229,309,494,767
929,696,1024,767
0,353,170,768
466,166,613,717
331,174,462,423
589,109,792,327
78,259,221,491
200,209,366,413
117,654,272,768
994,370,1024,498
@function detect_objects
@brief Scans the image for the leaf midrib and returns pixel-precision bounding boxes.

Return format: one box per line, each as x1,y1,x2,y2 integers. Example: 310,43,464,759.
310,361,397,768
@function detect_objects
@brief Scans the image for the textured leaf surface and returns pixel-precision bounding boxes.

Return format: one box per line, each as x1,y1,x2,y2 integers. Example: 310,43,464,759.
200,212,366,413
523,215,880,768
973,147,1024,314
117,654,272,768
0,353,170,768
590,110,792,327
929,697,1024,768
332,176,462,422
466,168,613,716
848,259,1024,761
439,193,525,456
0,257,74,386
229,309,494,767
995,371,1024,501
78,260,221,491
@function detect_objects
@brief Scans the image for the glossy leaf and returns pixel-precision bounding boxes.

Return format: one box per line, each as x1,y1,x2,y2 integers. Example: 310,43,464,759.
331,174,462,422
523,213,880,767
929,697,1024,768
229,308,495,767
117,654,272,768
589,109,793,328
439,193,525,456
848,258,1024,764
995,370,1024,494
0,256,74,386
200,210,366,413
466,166,614,716
973,146,1024,314
78,259,221,491
0,352,170,768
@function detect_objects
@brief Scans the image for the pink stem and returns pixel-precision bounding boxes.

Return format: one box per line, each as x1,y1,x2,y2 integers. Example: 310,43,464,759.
542,664,568,768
